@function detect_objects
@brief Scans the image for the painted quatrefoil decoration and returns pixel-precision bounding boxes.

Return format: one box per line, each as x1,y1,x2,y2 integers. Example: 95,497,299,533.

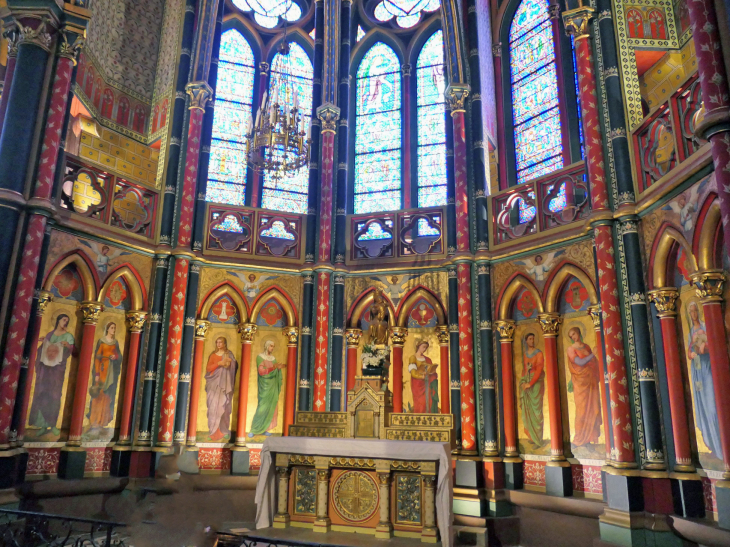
373,0,440,28
232,0,302,28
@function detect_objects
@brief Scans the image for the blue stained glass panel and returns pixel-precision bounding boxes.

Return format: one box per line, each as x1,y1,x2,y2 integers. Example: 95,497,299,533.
207,30,255,205
519,193,537,223
262,42,313,214
261,220,296,239
417,31,447,207
509,0,563,184
354,42,402,214
547,183,567,212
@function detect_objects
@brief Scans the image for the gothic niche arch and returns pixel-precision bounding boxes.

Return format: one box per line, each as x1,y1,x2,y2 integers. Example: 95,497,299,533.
544,263,598,313
396,286,446,327
650,224,697,290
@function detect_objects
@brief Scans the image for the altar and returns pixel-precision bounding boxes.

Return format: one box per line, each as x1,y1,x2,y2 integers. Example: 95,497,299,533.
254,437,453,546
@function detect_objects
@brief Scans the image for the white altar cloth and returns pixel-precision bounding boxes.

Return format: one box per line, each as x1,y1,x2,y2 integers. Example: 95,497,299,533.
255,437,453,546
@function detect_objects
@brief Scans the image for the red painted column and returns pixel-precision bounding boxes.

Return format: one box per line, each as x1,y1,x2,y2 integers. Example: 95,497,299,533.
344,329,362,401
390,327,407,414
564,13,635,467
283,326,299,435
0,41,80,445
186,320,210,446
116,312,147,445
313,271,331,411
588,305,612,464
647,290,694,472
456,263,477,453
16,291,53,445
691,272,730,477
235,324,257,445
495,321,518,457
446,86,471,253
317,105,339,263
684,0,730,256
437,326,450,415
537,314,566,461
67,302,103,446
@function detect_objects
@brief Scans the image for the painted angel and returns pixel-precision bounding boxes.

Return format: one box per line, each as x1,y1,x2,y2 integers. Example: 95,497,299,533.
514,250,564,282
663,179,707,232
374,274,418,303
228,271,278,300
79,240,131,275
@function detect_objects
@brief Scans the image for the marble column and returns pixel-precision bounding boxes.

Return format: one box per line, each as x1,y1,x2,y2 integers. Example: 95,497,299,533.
422,474,438,542
375,471,392,539
313,467,331,532
273,466,291,528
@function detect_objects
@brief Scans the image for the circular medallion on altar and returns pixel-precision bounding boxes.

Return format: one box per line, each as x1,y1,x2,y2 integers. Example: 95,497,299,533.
332,470,379,523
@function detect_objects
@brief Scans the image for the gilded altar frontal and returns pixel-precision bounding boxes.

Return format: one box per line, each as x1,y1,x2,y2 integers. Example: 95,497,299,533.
0,0,728,545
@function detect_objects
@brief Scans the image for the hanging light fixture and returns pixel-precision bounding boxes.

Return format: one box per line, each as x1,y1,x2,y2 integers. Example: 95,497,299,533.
246,14,311,180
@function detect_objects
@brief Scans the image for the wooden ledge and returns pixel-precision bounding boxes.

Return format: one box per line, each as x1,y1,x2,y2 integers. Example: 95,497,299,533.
17,477,128,499
669,515,730,547
505,489,606,518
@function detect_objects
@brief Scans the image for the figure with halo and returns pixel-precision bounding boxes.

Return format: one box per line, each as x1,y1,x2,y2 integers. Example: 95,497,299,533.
249,339,285,437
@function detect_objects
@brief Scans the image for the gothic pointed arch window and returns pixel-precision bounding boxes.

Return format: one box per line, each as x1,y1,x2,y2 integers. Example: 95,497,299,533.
207,29,256,205
354,42,402,214
261,41,314,214
416,29,447,207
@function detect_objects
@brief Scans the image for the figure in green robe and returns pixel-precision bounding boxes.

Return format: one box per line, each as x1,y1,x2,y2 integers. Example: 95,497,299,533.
248,339,284,437
519,332,545,446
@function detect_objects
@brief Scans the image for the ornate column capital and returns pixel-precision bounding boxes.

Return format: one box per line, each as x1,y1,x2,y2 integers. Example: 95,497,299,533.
282,326,299,345
57,29,85,64
78,301,103,324
401,63,411,77
195,319,211,340
13,16,56,53
586,304,602,329
37,290,54,315
436,325,449,346
647,288,679,317
492,42,502,57
238,322,258,343
562,6,595,40
536,313,562,337
5,31,18,59
259,61,270,74
186,81,214,111
125,311,148,333
494,320,516,342
317,103,340,133
345,328,363,348
690,270,725,302
548,3,561,20
445,84,470,114
389,326,408,346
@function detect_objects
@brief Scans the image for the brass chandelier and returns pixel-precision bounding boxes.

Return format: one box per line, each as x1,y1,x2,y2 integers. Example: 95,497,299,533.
246,34,311,181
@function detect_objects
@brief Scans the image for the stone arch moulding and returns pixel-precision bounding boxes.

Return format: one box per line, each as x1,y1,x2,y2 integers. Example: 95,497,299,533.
543,262,599,313
43,251,98,301
249,285,298,326
496,272,544,320
98,264,147,310
649,223,697,289
693,192,722,271
395,285,447,327
198,281,250,323
348,287,398,329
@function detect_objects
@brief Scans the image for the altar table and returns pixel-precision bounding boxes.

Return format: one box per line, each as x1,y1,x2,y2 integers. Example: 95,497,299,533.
255,437,453,546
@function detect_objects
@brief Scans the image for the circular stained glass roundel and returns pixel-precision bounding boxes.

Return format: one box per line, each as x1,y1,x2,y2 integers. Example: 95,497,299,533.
373,0,440,28
232,0,302,27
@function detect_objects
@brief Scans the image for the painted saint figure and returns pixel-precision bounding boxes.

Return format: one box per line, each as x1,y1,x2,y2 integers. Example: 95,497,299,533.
88,322,123,431
519,332,545,446
686,302,723,459
566,326,602,446
249,340,285,437
408,340,439,413
30,314,76,436
205,336,238,442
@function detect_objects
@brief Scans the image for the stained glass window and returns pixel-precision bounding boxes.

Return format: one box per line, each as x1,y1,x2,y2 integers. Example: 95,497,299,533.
207,29,256,205
232,0,302,28
416,30,447,208
374,0,440,28
509,0,563,184
261,42,313,214
354,42,402,214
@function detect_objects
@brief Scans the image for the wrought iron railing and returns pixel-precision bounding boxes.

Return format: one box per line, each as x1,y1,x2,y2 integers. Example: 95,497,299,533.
0,509,126,547
217,531,342,547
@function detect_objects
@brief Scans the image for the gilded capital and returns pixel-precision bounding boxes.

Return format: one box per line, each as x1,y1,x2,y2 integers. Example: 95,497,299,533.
186,81,214,111
78,301,103,324
587,304,602,329
492,43,502,57
390,326,408,346
37,290,54,315
494,320,516,342
14,16,54,53
445,84,470,113
125,311,148,332
282,326,299,345
690,270,725,302
345,328,363,348
238,322,258,343
647,288,679,317
317,103,340,133
195,320,211,339
5,32,18,59
436,325,449,346
58,29,84,64
562,6,595,39
536,313,562,336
